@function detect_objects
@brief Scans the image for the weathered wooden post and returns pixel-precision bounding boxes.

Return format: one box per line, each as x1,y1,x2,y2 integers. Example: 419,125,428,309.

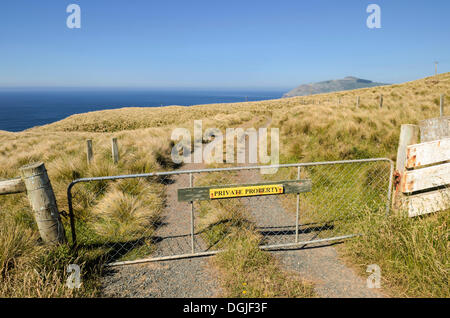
395,124,420,173
379,94,383,108
0,177,26,195
19,162,66,244
393,124,420,210
356,96,360,108
86,139,93,165
440,94,445,117
112,137,119,164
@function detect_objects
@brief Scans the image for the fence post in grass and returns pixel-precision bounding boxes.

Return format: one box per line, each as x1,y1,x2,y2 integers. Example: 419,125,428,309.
356,96,360,108
19,162,66,245
112,137,119,164
440,94,445,117
86,139,93,165
379,94,383,109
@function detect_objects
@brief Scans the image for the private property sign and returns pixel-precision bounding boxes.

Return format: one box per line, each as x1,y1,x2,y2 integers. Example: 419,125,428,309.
209,184,284,200
178,179,311,202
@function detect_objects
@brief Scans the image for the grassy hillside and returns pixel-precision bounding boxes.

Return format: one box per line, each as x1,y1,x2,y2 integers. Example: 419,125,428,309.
0,73,448,297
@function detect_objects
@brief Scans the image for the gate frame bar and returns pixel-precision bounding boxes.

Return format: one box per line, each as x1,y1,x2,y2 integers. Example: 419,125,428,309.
67,158,394,260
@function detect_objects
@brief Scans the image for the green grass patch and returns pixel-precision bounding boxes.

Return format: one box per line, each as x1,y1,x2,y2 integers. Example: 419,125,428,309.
340,210,449,298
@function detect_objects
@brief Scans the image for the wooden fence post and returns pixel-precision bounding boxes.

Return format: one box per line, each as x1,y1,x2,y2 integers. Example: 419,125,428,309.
393,124,420,210
395,124,420,176
356,96,360,108
86,139,93,165
19,162,66,244
112,137,119,164
379,94,383,108
440,94,445,117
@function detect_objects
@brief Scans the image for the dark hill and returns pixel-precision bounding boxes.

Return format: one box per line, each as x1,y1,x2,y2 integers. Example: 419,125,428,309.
283,76,389,97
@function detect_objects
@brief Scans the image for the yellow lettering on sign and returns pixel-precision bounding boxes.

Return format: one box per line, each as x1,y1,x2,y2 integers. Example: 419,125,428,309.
209,184,284,199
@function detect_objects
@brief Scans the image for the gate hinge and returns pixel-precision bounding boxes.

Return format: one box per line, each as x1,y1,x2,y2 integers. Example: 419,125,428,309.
60,210,68,219
393,170,401,189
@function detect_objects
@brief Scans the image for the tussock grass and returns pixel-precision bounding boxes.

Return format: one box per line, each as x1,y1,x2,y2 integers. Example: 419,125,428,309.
0,214,96,297
0,72,449,297
93,184,163,239
340,210,449,298
0,129,174,296
0,216,38,277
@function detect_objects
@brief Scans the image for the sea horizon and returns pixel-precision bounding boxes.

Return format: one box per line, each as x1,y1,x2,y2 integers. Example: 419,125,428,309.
0,88,285,132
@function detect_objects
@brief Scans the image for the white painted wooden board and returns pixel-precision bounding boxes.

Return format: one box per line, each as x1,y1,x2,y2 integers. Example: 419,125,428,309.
419,116,450,142
406,138,450,169
406,188,450,217
401,162,450,193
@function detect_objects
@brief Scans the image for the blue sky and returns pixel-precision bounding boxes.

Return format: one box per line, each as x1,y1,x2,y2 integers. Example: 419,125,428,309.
1,0,449,89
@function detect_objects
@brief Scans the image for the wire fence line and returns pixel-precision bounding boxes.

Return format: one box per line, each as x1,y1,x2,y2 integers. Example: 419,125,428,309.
67,158,394,266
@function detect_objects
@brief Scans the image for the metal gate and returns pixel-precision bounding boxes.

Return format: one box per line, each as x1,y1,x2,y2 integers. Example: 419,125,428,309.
67,158,394,266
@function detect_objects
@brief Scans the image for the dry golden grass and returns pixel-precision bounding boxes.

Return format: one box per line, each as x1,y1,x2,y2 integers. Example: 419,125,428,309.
0,128,175,296
92,183,163,239
0,72,448,297
0,214,93,297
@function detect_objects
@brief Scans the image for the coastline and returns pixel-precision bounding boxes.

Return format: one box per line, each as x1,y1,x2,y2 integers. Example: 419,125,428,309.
0,90,284,133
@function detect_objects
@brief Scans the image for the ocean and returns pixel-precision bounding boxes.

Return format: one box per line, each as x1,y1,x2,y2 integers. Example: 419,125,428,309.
0,89,284,132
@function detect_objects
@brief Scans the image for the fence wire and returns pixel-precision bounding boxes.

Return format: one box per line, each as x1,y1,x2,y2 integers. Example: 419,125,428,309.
67,159,393,266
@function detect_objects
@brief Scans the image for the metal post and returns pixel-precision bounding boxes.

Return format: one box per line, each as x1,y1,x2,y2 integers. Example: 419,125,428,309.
295,166,301,243
440,94,444,117
67,182,77,247
189,173,195,253
386,160,394,216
